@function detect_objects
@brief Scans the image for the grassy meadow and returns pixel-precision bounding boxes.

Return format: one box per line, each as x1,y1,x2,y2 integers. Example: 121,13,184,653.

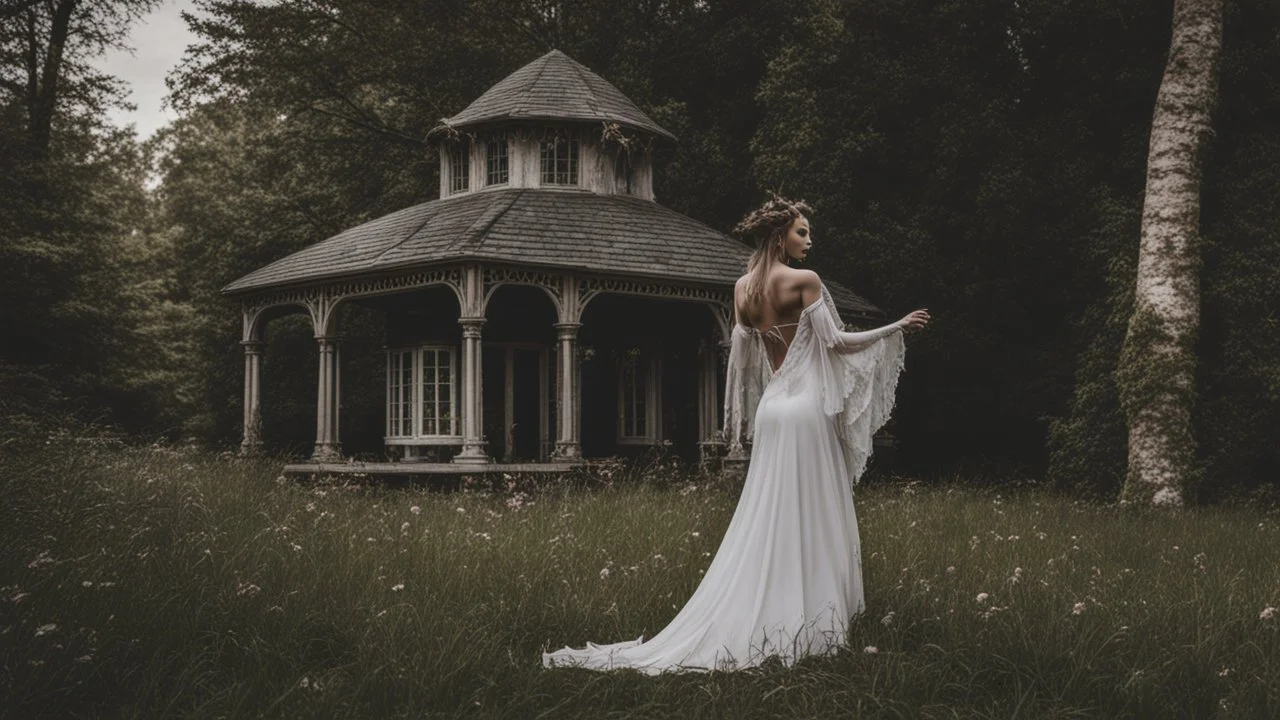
2,438,1278,719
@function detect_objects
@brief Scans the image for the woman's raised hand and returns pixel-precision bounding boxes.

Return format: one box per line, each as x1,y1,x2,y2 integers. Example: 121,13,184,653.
897,309,931,333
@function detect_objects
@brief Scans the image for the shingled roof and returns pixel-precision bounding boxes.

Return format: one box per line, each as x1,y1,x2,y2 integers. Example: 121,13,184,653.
434,49,675,141
221,188,882,320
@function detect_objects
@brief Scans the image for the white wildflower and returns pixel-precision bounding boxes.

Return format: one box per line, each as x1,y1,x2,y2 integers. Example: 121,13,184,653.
1260,606,1277,620
976,592,990,604
410,505,421,515
599,567,610,580
863,646,879,654
34,623,57,637
1071,602,1086,615
881,611,895,627
391,583,405,592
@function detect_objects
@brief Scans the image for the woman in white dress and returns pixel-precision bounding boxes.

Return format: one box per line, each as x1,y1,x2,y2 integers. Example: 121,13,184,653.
543,196,931,674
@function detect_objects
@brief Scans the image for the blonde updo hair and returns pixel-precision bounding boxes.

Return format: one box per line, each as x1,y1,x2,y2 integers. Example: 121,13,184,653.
732,193,813,315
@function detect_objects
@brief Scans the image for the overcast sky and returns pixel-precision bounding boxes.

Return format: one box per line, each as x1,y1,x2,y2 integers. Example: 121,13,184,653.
92,0,200,141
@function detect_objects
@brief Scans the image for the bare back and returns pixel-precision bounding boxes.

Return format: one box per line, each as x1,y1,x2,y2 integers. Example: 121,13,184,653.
735,268,823,373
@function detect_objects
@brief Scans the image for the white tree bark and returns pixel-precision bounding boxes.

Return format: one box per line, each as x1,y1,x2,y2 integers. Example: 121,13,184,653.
1118,0,1223,506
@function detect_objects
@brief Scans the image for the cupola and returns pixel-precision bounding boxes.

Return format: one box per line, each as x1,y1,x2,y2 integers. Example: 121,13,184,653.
429,49,674,201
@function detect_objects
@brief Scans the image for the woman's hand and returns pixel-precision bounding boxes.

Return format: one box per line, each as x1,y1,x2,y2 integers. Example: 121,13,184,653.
897,309,931,333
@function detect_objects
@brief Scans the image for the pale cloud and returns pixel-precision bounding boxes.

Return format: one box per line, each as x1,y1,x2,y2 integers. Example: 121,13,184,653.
92,0,200,141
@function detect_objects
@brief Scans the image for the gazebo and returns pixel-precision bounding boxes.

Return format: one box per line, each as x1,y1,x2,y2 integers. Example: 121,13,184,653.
222,49,884,475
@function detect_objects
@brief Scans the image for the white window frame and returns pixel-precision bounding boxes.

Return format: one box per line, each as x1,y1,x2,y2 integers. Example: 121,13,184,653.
486,134,509,186
617,346,661,444
385,345,460,442
540,134,580,186
449,141,470,194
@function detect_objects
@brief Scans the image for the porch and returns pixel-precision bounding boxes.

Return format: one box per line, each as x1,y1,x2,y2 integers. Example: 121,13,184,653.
282,459,590,478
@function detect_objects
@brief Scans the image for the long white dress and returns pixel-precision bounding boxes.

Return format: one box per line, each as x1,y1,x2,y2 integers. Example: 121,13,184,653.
542,281,907,674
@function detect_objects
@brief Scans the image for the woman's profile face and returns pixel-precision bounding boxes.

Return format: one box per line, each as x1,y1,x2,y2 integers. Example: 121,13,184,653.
781,215,812,262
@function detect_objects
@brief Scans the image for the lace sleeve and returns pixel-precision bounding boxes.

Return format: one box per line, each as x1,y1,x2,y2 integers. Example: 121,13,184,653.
721,324,771,451
807,283,908,485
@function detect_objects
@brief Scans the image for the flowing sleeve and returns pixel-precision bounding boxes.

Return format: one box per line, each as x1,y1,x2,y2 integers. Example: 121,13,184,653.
807,283,907,485
721,323,771,451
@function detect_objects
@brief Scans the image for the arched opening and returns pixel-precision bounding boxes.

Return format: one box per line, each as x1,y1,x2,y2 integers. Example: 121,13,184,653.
482,284,558,462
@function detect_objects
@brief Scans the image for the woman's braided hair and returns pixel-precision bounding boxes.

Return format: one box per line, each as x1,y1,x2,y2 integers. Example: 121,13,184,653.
732,193,813,246
733,193,814,322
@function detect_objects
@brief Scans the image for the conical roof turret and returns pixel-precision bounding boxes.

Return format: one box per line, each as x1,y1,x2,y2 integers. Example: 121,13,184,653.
435,49,675,141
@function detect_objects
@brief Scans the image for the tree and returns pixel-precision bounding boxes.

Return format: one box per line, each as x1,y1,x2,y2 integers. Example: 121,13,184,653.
1116,0,1223,505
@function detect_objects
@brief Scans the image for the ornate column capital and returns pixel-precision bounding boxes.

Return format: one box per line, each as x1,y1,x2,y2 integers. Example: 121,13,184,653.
458,316,487,339
553,321,582,340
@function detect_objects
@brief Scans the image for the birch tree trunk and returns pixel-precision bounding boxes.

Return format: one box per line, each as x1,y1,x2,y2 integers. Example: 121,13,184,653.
1117,0,1223,506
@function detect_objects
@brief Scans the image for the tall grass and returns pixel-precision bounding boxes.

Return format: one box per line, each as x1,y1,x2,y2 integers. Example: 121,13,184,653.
2,440,1277,718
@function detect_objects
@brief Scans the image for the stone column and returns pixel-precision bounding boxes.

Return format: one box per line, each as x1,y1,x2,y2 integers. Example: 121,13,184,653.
453,317,489,464
311,336,342,462
552,321,582,460
696,338,723,468
239,340,265,456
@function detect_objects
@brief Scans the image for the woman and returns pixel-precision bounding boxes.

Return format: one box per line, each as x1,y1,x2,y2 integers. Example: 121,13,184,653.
542,195,931,673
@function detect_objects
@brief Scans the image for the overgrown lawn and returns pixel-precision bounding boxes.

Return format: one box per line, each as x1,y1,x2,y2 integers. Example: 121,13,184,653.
2,442,1278,718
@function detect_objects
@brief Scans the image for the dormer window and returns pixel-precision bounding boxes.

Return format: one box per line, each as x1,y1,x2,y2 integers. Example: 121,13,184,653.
486,135,509,185
540,135,579,185
449,140,470,194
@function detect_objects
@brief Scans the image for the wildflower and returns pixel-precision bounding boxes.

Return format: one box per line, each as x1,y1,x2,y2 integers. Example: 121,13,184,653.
1261,606,1277,620
456,507,466,514
410,506,421,515
34,623,57,637
1071,602,1086,615
400,522,410,534
391,583,405,592
599,567,610,580
863,646,879,654
27,550,54,569
881,612,895,626
946,566,956,575
1219,667,1232,677
976,592,990,604
690,531,700,538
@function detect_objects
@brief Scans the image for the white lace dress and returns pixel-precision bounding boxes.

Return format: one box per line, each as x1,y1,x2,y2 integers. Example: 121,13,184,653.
542,282,907,674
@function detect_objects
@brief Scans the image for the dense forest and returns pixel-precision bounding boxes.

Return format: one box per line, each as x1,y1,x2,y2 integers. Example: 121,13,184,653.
2,0,1277,503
